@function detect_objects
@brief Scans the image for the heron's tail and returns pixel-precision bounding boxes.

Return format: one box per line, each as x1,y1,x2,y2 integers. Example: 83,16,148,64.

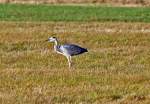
85,48,88,52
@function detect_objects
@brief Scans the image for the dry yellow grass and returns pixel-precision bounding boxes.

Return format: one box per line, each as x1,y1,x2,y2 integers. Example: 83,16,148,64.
0,0,150,6
0,22,150,103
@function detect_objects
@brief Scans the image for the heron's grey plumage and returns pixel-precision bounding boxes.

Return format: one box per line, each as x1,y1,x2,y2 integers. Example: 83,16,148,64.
60,44,88,56
47,37,88,68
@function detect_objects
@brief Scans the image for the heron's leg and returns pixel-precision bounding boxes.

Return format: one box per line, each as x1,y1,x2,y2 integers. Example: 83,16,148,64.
69,56,72,64
69,56,72,68
67,56,71,68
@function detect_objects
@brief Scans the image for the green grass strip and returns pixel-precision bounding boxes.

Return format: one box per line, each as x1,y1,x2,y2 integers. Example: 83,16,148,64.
0,4,150,22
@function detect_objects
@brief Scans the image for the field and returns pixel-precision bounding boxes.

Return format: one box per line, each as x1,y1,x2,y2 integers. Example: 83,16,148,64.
0,4,150,104
0,4,150,22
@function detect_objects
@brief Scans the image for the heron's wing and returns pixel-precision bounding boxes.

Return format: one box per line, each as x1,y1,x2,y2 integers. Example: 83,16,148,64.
61,44,87,56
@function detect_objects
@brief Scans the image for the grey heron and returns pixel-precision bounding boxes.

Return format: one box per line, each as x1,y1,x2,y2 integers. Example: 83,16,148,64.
47,37,88,68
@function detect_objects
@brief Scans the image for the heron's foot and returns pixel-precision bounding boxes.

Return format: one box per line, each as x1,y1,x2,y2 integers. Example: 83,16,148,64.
69,63,76,70
69,63,72,69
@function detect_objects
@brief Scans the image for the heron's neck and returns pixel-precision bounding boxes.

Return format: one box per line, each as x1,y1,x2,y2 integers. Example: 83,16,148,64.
54,40,58,46
54,40,59,51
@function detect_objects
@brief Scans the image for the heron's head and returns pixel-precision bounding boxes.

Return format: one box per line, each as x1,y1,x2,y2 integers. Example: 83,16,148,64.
47,37,57,42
